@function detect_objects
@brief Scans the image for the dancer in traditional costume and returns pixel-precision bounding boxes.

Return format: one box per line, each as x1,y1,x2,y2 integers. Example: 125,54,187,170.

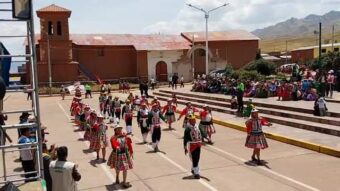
122,100,133,135
112,96,124,124
199,105,215,144
245,109,271,165
148,104,166,152
183,114,203,179
99,93,107,114
104,95,113,119
74,100,83,125
178,102,199,128
79,104,91,131
132,95,141,111
140,95,149,107
90,114,108,161
162,99,176,130
84,110,96,141
151,97,161,110
107,125,133,188
75,86,82,98
137,103,149,143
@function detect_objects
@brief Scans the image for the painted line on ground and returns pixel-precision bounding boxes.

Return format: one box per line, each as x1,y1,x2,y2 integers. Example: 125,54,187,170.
165,125,320,191
132,136,218,191
57,102,123,191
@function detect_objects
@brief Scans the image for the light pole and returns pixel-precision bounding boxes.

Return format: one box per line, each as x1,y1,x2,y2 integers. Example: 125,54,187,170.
191,34,198,81
187,3,228,75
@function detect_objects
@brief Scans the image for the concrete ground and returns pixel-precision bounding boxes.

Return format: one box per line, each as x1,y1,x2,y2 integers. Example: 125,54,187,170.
1,90,340,191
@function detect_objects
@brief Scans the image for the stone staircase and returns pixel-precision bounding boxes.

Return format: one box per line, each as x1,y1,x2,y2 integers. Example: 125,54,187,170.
152,89,340,138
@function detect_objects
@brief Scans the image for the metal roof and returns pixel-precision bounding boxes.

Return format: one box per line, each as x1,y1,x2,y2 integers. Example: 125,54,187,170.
32,34,191,51
181,30,260,42
293,42,340,51
37,4,71,13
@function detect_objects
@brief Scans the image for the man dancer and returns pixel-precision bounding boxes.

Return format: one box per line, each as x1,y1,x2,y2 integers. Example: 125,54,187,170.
162,99,176,130
122,100,133,135
137,103,150,143
148,104,166,152
178,102,199,128
183,114,203,179
112,96,124,124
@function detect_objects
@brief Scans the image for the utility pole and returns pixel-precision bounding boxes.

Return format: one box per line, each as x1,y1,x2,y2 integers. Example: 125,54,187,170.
187,3,228,75
332,25,335,52
192,35,195,81
285,40,288,64
318,22,322,65
47,35,52,95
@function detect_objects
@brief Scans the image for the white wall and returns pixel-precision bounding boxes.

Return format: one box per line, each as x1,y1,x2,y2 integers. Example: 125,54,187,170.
147,50,184,80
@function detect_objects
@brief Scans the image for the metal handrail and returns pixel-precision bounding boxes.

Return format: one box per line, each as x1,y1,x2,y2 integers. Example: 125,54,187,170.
0,35,28,38
0,54,32,58
2,123,37,130
2,109,34,115
0,142,38,149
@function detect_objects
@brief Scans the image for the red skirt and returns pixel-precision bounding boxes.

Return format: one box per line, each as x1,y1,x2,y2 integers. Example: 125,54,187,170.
90,135,108,150
107,151,133,171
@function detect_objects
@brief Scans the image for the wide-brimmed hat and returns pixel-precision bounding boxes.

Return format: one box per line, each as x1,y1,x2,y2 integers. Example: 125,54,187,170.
97,114,104,118
167,98,172,102
328,70,334,74
187,114,196,120
251,108,259,113
113,125,123,131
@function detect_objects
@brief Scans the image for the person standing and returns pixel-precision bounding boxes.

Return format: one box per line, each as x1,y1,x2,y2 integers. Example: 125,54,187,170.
143,81,149,98
168,75,172,88
172,73,179,90
317,95,328,117
237,80,245,116
180,75,184,88
151,77,156,90
148,104,167,152
49,146,81,191
85,84,92,99
107,125,133,188
60,85,66,100
42,143,56,191
107,83,112,94
137,103,150,143
90,115,108,161
245,109,271,165
139,81,144,96
99,93,107,115
162,99,176,130
183,114,203,179
122,100,133,135
326,70,335,98
84,110,96,141
18,128,36,182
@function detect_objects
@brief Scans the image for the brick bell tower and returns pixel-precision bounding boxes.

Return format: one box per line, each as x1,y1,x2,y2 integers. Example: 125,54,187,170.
36,4,72,65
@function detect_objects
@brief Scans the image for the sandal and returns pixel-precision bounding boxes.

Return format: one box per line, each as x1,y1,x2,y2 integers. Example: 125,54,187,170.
122,182,131,188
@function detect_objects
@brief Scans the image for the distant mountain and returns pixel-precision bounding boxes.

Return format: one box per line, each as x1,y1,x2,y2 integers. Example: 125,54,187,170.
252,11,340,39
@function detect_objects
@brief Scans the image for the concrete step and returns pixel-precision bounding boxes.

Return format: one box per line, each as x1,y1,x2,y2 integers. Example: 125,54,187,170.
152,92,340,137
154,91,340,127
153,94,340,157
159,90,340,118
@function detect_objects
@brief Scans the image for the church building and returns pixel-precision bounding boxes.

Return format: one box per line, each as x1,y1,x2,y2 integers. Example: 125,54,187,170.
27,4,259,83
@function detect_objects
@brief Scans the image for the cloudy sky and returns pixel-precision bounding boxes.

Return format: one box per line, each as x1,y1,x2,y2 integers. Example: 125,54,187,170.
1,0,340,72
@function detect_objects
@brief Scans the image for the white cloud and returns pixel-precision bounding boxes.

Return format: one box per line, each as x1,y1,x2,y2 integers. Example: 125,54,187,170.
143,0,340,34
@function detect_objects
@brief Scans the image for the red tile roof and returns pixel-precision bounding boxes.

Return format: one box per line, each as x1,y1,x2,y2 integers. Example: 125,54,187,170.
181,30,260,42
36,4,71,13
32,34,191,51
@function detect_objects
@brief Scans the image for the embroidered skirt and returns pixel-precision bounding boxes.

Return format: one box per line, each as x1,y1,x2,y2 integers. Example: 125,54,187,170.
107,151,133,171
165,113,175,123
245,133,268,149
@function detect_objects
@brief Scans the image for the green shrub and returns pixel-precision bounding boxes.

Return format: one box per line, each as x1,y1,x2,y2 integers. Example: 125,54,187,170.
232,70,265,81
245,59,277,76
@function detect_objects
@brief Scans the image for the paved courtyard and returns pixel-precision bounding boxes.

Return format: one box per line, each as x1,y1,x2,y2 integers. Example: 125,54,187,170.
1,90,340,191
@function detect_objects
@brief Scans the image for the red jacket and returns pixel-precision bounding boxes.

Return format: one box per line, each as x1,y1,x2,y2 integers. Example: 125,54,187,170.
110,135,133,155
